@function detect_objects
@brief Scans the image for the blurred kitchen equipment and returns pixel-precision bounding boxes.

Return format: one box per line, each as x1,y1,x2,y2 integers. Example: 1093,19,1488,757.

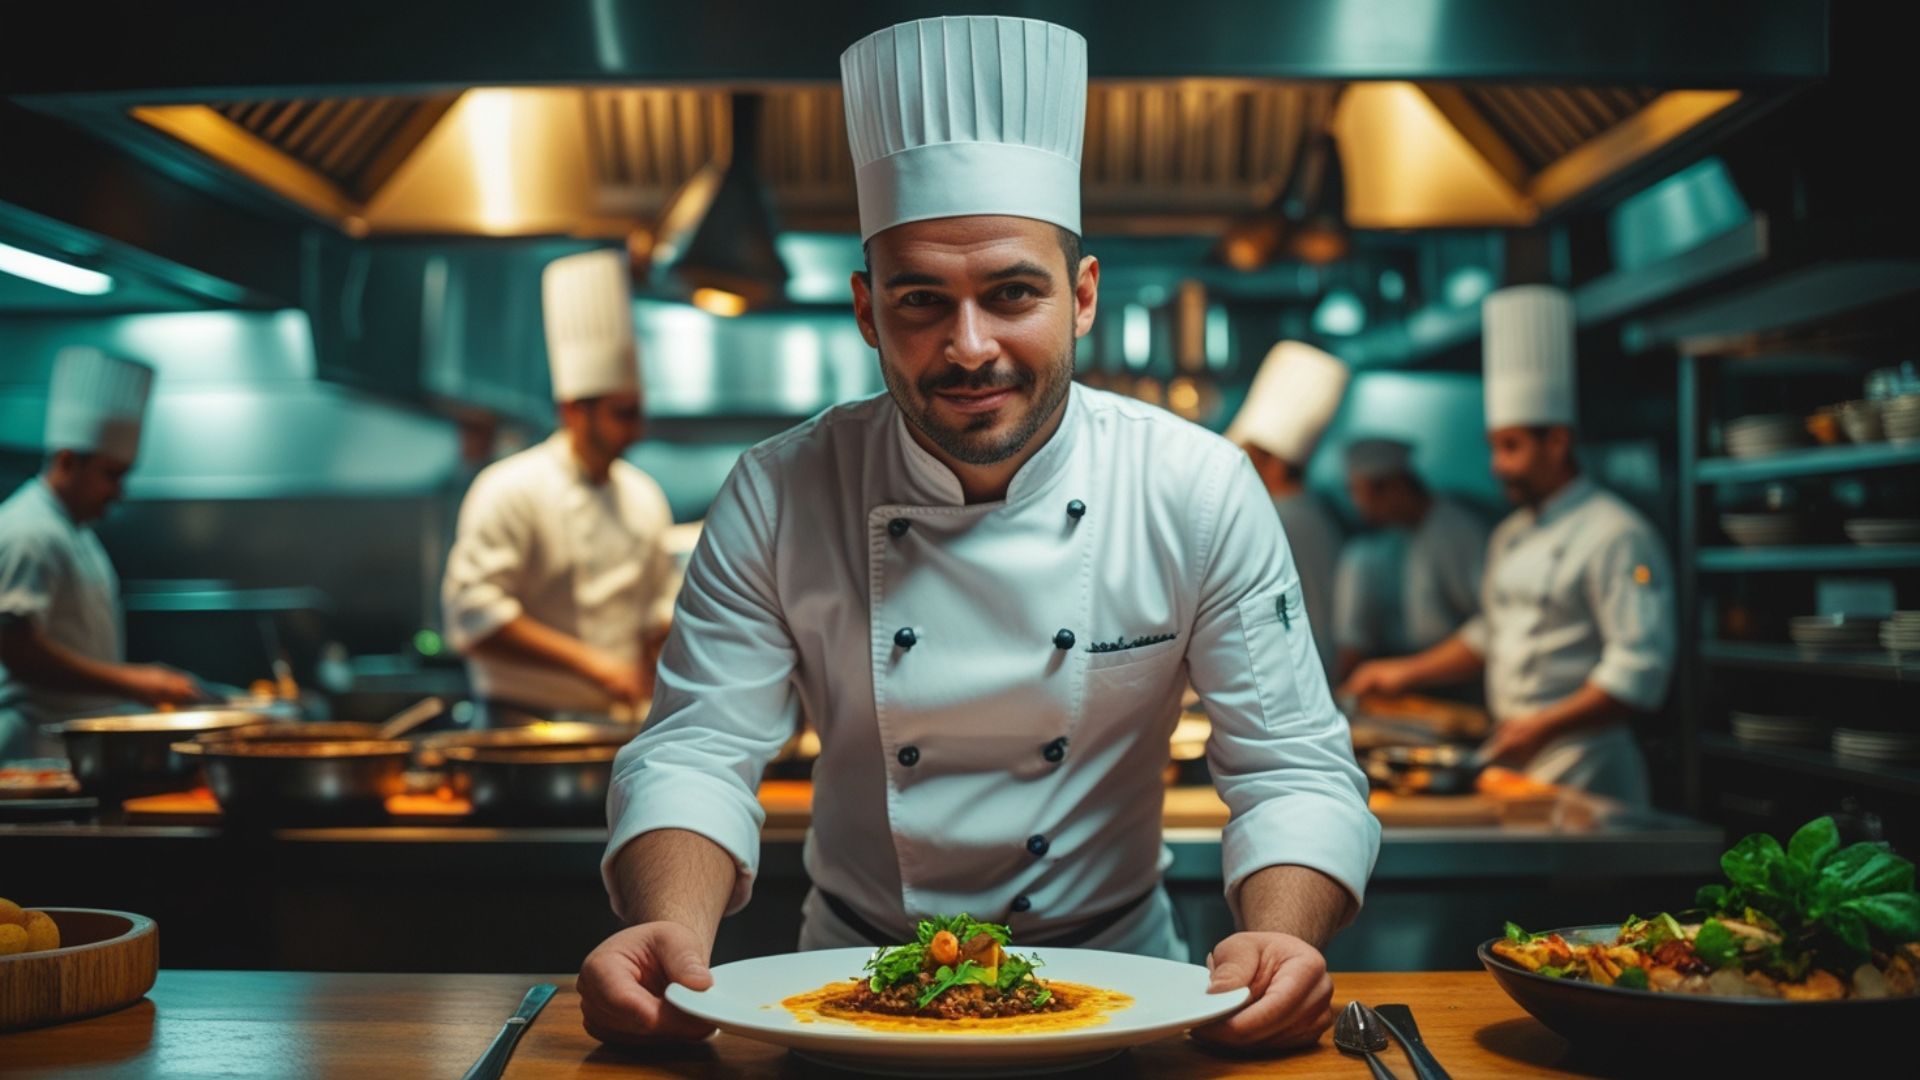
173,737,412,826
1723,413,1809,458
50,710,272,798
193,697,447,746
1364,743,1495,796
1836,400,1885,443
423,723,632,824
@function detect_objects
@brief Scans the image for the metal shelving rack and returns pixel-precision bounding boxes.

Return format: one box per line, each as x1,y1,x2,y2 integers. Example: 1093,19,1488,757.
1667,274,1920,836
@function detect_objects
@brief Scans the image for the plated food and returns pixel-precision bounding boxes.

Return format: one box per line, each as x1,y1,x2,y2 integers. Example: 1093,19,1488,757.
0,896,62,955
780,914,1127,1032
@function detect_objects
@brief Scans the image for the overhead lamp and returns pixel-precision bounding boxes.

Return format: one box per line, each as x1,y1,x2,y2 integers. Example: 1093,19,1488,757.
652,94,788,313
0,241,114,295
1281,132,1350,265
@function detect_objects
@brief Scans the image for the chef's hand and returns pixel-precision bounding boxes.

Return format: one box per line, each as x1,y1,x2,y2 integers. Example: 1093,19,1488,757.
1191,932,1335,1051
584,651,646,707
119,664,212,707
578,920,717,1045
1482,713,1553,766
1339,658,1416,699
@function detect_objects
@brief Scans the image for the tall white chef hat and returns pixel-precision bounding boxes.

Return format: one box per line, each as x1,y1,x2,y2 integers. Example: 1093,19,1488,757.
1346,437,1414,480
1224,341,1351,466
542,249,639,403
44,346,154,463
1482,284,1576,430
840,16,1087,241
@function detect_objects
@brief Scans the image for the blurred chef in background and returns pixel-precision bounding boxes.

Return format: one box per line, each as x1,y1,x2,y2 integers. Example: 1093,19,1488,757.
441,250,679,724
1224,341,1350,678
1330,437,1488,685
1343,287,1675,804
0,348,209,758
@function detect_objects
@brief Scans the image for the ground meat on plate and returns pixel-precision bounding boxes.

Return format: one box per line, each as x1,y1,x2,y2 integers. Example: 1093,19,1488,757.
829,974,1068,1019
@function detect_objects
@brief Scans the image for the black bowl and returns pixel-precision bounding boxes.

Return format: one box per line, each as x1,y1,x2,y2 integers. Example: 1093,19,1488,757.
1479,925,1920,1057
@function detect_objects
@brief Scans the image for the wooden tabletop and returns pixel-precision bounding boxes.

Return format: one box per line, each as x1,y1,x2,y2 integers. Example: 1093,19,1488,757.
0,969,1629,1078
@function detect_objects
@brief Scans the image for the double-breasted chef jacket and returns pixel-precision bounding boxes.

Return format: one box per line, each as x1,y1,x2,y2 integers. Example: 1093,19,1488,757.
604,384,1380,955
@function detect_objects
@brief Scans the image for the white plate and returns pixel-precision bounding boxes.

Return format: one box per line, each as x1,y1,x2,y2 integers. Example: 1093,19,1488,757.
665,947,1248,1075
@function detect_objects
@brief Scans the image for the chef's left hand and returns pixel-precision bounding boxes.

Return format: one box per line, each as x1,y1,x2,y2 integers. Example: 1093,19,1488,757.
1483,713,1553,766
1191,932,1334,1050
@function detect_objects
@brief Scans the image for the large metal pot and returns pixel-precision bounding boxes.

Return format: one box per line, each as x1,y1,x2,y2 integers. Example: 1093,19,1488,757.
51,710,275,798
171,738,412,826
441,744,620,825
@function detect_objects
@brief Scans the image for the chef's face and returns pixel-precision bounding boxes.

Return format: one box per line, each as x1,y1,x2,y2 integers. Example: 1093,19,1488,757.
49,450,132,523
1348,473,1396,527
562,390,644,460
1488,424,1573,506
852,216,1098,467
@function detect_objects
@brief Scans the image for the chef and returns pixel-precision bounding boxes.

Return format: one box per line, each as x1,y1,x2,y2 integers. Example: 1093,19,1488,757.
1343,286,1676,804
441,250,679,722
0,348,208,758
1330,438,1488,684
578,15,1378,1052
1222,340,1350,679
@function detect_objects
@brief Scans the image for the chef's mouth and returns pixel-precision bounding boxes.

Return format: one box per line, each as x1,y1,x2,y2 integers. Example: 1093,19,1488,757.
932,386,1021,414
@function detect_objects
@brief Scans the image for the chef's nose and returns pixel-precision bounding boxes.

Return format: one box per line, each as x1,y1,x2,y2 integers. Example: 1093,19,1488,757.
945,302,1000,370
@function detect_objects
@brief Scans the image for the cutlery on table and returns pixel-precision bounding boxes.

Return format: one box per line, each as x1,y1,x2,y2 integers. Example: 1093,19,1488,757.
461,982,557,1080
1375,1002,1452,1080
1333,1000,1400,1080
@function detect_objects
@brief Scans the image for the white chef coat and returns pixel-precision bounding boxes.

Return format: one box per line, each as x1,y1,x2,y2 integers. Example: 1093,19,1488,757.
1334,497,1488,658
605,385,1380,956
1457,477,1675,805
0,478,125,758
1274,492,1344,680
442,433,679,714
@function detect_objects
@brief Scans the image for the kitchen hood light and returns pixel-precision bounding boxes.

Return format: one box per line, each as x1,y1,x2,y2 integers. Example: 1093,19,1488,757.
0,241,114,295
1282,132,1350,265
691,287,748,318
653,94,788,311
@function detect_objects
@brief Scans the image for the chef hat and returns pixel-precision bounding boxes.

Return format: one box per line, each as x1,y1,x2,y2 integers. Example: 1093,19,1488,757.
1346,437,1413,480
1224,341,1351,466
44,346,154,462
542,250,639,403
840,16,1087,241
1482,284,1576,430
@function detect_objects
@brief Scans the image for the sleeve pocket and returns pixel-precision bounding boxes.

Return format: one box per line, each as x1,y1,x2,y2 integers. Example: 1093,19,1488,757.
1234,581,1321,732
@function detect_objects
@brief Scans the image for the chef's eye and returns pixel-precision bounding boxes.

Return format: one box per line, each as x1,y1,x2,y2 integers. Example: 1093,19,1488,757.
899,290,942,307
996,283,1039,302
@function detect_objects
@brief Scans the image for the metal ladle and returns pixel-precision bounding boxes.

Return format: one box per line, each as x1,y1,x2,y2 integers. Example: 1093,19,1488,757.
1334,1001,1400,1080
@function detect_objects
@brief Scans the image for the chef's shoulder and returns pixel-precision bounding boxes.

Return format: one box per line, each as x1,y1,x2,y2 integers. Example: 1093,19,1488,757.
609,458,673,525
458,442,555,519
0,490,68,562
729,392,896,495
1076,385,1249,494
1577,487,1670,569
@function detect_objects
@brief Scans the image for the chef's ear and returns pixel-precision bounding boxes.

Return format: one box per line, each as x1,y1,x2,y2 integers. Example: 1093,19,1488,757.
850,270,881,349
1072,255,1100,340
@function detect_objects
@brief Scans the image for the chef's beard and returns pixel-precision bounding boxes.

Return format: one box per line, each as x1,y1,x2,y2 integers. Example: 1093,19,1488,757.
881,342,1074,466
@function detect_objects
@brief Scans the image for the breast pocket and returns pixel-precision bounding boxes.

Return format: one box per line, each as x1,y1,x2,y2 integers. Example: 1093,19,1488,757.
1083,635,1186,721
1234,581,1328,731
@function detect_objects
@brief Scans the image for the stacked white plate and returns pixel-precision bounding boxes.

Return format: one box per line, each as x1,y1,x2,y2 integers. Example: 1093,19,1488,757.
1789,614,1885,649
1842,518,1920,546
1832,727,1920,764
1720,512,1809,547
1724,414,1810,458
1730,711,1824,747
1883,395,1920,443
1880,612,1920,654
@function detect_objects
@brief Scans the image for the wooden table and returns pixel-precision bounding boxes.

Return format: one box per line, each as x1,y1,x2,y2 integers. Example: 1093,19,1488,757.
0,970,1626,1078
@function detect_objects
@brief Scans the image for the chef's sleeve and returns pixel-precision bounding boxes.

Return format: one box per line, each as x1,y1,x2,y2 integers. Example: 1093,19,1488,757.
637,478,683,638
441,472,533,652
1584,525,1677,712
602,455,796,920
0,531,60,630
1331,544,1375,654
1187,453,1381,927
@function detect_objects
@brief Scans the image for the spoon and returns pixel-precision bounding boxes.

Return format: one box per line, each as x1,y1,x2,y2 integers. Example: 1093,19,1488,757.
377,696,446,740
1334,1001,1400,1080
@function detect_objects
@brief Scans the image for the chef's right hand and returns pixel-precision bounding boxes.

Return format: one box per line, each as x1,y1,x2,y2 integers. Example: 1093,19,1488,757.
1339,658,1415,699
120,665,211,707
578,921,716,1045
584,652,646,706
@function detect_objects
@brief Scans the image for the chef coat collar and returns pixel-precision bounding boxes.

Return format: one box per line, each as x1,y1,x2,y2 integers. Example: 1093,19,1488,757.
543,430,604,488
890,383,1083,508
1529,474,1596,528
27,476,81,530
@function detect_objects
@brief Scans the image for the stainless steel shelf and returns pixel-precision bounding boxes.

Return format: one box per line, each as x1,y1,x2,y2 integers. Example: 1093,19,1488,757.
1700,732,1920,796
1699,640,1917,681
1696,441,1920,484
1696,545,1920,572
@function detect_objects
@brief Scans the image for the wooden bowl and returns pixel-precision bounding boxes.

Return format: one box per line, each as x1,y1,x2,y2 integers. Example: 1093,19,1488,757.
0,908,158,1032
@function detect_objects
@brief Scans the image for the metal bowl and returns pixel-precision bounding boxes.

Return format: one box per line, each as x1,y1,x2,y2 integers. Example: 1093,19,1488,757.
172,738,412,826
417,723,633,766
440,744,621,825
51,710,275,798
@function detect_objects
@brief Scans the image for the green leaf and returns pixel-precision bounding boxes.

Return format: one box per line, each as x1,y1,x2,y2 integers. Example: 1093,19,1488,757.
1615,967,1649,990
915,960,980,1008
1504,921,1538,944
1536,965,1570,979
1824,907,1871,957
1840,893,1920,942
1787,817,1841,875
1721,832,1788,893
1693,920,1741,968
1031,988,1052,1007
1818,844,1914,901
1695,884,1731,912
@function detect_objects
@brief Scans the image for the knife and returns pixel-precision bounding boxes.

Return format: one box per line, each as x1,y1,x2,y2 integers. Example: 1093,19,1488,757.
1374,1003,1451,1080
462,983,557,1080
